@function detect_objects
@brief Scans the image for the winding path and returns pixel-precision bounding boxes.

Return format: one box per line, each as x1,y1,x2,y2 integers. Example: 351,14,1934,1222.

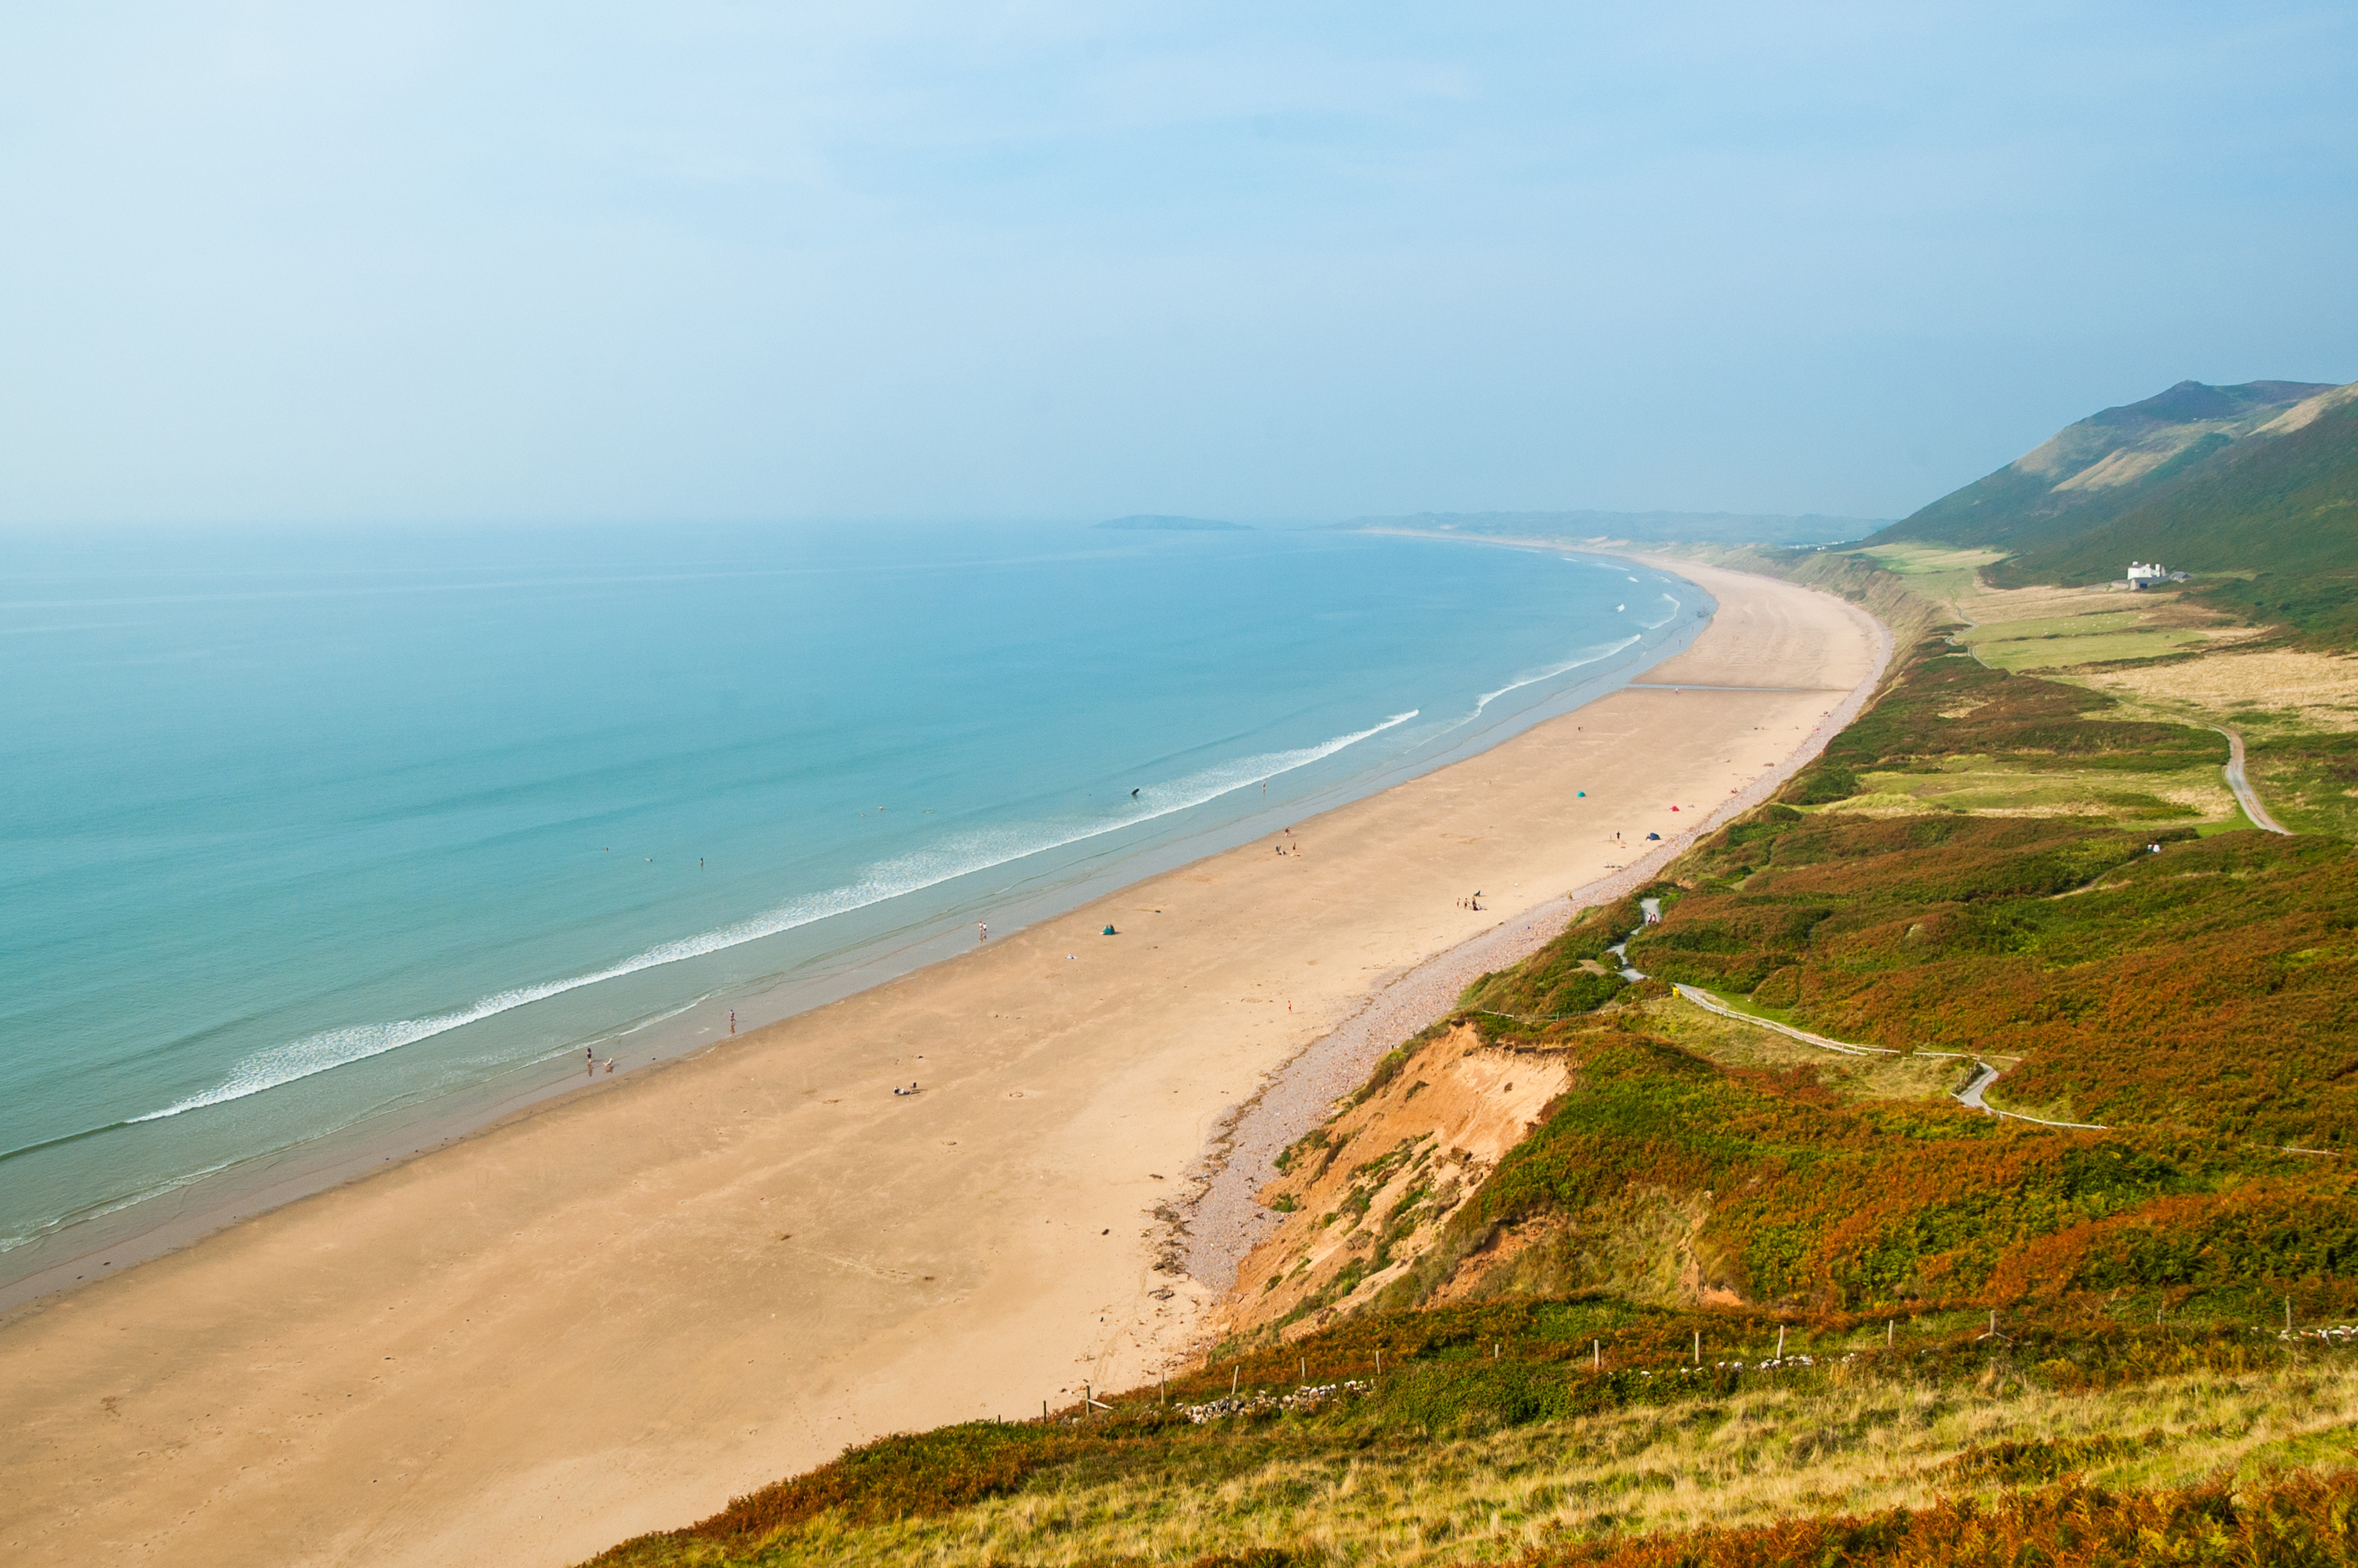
2216,726,2292,835
1668,984,2108,1130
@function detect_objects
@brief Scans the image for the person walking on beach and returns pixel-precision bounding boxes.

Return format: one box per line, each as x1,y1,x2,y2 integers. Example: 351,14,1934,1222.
728,1009,736,1035
584,1045,595,1077
978,921,989,943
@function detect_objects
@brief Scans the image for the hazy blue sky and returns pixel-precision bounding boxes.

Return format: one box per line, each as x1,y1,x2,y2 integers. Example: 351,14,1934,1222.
3,3,2352,526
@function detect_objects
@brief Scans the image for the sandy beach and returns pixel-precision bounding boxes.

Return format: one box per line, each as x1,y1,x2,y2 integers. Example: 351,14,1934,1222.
0,559,1883,1568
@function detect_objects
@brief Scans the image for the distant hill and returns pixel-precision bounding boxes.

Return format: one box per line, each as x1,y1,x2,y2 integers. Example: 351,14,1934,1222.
1866,379,2336,554
1991,384,2358,639
1343,509,1882,547
1094,514,1250,531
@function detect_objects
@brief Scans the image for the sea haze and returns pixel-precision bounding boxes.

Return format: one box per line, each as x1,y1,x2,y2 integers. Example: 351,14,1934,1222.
0,524,1706,1282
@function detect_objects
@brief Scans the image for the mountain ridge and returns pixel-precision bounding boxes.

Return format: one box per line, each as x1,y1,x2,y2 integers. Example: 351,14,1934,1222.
1868,378,2337,555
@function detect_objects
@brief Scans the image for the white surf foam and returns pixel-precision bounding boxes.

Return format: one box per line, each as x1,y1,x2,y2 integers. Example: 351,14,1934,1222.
133,710,1420,1124
1469,636,1641,719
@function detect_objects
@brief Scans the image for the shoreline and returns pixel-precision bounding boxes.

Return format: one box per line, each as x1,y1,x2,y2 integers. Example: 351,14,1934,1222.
1177,551,1890,1298
0,559,1885,1568
0,558,1708,1313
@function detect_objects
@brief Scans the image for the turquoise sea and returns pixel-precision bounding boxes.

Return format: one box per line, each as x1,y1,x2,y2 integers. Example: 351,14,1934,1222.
0,524,1705,1291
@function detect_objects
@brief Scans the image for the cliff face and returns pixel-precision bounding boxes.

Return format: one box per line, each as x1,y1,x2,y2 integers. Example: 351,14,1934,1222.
1217,1020,1750,1346
1217,1023,1572,1342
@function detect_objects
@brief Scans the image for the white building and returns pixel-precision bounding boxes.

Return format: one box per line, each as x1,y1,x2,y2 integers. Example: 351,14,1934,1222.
2125,561,2183,590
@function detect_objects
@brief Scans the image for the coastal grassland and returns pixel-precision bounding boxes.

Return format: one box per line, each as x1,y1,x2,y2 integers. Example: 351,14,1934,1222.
2069,647,2358,840
1967,625,2219,672
1939,578,2254,675
1815,756,2236,824
1409,1014,2358,1318
1930,561,2358,837
1633,787,2358,1145
1847,543,2006,619
1216,1001,2328,1339
584,1314,2358,1568
2245,726,2358,841
1618,992,1969,1103
1794,633,2229,795
2075,648,2358,736
1791,627,2249,825
1615,635,2358,1144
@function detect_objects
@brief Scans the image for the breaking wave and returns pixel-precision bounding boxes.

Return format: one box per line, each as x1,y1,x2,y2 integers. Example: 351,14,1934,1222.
127,711,1419,1124
1470,636,1642,718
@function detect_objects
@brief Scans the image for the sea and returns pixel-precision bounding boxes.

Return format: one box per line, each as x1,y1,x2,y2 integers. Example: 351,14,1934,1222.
0,523,1708,1297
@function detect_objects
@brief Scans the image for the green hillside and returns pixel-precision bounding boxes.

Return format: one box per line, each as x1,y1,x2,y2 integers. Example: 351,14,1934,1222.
1990,394,2358,640
1868,380,2332,554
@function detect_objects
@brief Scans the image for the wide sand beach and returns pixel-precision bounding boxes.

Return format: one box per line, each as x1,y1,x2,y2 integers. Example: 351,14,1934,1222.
0,558,1883,1567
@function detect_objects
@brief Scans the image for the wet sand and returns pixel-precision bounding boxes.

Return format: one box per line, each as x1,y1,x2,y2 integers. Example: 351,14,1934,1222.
0,559,1883,1568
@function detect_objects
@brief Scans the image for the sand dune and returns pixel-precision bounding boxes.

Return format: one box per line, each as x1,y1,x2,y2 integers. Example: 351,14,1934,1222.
0,558,1883,1568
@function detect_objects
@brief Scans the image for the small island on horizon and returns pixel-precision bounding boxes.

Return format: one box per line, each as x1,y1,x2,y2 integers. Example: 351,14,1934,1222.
1093,513,1252,531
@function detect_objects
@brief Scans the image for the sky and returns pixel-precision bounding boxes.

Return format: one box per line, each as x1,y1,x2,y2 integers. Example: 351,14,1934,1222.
1,2,2352,528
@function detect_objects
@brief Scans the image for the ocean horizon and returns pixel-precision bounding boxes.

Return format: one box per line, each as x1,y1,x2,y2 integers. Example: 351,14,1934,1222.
0,522,1707,1291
